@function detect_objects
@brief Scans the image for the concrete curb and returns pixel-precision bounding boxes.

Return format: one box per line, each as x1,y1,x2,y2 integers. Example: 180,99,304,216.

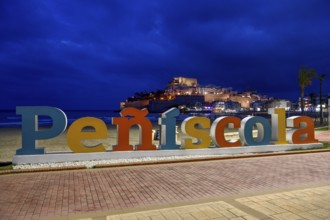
12,143,324,164
1,148,329,175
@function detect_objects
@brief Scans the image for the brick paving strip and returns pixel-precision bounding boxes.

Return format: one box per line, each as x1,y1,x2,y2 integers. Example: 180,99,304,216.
315,130,330,142
0,152,330,220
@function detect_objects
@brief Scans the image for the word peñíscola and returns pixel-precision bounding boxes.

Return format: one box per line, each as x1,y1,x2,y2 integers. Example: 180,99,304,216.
15,106,317,155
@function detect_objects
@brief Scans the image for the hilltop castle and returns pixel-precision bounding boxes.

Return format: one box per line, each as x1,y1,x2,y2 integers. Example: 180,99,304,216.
121,77,273,113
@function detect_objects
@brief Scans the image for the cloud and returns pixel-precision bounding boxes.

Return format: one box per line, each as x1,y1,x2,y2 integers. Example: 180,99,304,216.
0,0,329,109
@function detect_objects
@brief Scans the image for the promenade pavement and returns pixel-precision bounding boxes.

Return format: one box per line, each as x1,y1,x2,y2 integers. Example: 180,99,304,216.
99,185,330,220
1,150,330,220
315,130,330,142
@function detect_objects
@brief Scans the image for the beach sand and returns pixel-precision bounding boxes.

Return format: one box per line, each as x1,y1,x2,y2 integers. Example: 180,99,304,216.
0,124,188,162
0,122,242,162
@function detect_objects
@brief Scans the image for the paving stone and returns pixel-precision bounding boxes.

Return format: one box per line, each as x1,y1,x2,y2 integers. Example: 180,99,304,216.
197,206,222,218
257,201,286,214
241,216,259,220
105,201,257,220
271,212,303,220
295,212,323,220
120,213,139,220
0,152,330,220
177,213,196,220
227,208,247,217
237,185,330,220
309,208,330,218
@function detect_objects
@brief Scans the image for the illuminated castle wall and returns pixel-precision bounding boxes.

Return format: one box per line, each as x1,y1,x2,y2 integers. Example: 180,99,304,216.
122,77,271,112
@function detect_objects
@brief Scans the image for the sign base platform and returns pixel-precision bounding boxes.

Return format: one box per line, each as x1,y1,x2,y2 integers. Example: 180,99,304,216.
13,143,323,165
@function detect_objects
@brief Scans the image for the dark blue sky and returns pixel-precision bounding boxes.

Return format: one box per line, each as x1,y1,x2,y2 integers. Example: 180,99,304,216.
1,0,330,110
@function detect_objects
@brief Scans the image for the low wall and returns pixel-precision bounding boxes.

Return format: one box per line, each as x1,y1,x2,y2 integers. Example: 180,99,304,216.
13,143,323,164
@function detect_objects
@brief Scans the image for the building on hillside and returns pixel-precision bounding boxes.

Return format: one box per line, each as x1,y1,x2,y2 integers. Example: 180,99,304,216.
250,100,269,112
121,76,272,112
148,95,205,113
213,101,241,113
268,99,291,110
168,77,198,87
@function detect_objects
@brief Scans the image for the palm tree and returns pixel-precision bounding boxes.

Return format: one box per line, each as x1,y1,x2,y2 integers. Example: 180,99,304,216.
316,73,326,124
298,66,316,115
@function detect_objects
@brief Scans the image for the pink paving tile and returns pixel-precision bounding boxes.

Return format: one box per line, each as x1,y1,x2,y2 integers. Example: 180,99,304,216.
0,152,330,219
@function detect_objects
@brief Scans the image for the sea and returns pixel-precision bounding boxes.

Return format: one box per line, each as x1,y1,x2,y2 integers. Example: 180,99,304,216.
0,109,239,128
0,110,172,128
0,109,303,128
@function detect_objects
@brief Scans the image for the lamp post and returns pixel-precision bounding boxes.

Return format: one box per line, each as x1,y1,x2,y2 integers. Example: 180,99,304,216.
328,98,330,129
318,74,326,125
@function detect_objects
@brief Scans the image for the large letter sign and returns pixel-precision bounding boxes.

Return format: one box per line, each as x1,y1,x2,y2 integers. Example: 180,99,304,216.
16,106,67,155
181,117,211,149
15,106,318,155
158,107,180,150
286,116,318,144
269,108,288,144
67,117,107,153
239,116,271,146
112,108,156,151
210,116,241,147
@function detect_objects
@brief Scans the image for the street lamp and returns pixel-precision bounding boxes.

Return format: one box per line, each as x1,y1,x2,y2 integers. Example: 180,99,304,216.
317,73,326,125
